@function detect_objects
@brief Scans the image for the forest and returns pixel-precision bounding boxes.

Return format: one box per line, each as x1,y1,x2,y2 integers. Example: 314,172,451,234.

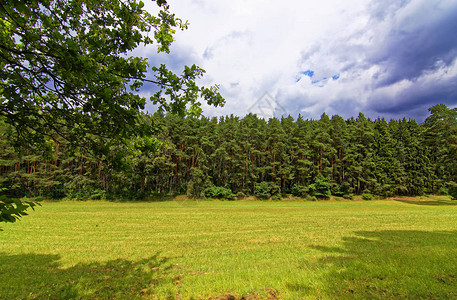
1,104,456,201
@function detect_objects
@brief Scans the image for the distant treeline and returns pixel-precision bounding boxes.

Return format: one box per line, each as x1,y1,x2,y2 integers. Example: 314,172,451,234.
1,104,456,200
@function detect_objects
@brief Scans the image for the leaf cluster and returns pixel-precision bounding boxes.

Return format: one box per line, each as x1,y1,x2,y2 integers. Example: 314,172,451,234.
0,193,40,226
204,186,235,200
0,0,224,154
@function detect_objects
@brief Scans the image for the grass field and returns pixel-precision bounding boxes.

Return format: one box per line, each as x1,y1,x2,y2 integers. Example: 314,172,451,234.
1,196,457,299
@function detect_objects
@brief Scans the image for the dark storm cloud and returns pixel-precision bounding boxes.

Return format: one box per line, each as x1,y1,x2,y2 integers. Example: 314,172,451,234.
295,1,457,121
368,3,457,87
361,0,457,120
366,74,457,119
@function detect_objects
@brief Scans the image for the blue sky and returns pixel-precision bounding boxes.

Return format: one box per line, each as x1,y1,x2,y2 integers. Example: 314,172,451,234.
139,0,457,121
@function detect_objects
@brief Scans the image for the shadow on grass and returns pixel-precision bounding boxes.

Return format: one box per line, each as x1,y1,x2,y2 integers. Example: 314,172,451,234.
302,230,457,299
0,252,175,299
395,199,457,206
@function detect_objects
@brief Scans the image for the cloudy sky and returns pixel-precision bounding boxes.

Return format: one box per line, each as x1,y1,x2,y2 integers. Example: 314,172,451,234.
140,0,457,121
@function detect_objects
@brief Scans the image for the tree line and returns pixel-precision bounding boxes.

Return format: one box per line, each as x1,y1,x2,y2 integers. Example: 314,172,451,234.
1,104,456,200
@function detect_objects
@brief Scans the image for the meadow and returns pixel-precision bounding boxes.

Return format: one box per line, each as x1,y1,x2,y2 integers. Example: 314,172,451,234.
1,196,457,299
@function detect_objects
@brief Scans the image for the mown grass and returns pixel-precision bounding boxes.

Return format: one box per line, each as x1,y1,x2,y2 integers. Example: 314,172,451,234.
1,196,457,299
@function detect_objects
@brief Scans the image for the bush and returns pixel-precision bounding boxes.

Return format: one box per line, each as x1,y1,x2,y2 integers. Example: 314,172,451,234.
47,186,67,199
119,187,132,200
440,186,449,195
236,192,246,199
63,187,110,200
343,194,354,200
291,184,308,197
272,194,282,201
89,188,107,200
308,176,331,199
362,193,373,200
255,182,272,199
332,184,347,197
204,186,235,200
254,182,281,199
449,187,457,200
269,182,281,197
441,182,457,200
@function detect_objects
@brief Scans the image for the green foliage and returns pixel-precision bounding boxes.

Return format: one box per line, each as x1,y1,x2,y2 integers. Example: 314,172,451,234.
271,194,282,201
332,183,349,197
235,192,246,199
440,186,449,195
291,184,309,197
343,194,354,200
425,104,457,189
0,0,225,224
308,177,331,199
186,168,208,198
255,182,272,199
0,0,224,153
269,182,281,197
204,186,235,200
0,194,40,225
362,193,373,200
449,188,457,200
66,188,108,201
447,182,457,200
254,182,280,199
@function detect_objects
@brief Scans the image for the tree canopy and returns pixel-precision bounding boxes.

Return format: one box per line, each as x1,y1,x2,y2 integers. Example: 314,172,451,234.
0,0,224,153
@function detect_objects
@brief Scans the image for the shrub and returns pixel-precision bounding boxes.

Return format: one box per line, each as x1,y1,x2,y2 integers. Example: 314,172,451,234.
362,193,373,200
119,187,132,200
269,182,281,197
255,182,271,199
441,182,457,200
440,186,449,195
449,187,457,200
89,188,107,200
236,192,246,199
291,184,308,197
204,186,235,200
254,182,281,199
66,188,106,200
308,176,331,199
47,186,67,199
343,194,354,200
332,184,347,197
272,194,282,201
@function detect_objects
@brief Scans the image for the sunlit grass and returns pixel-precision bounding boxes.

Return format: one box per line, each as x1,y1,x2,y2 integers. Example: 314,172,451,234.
1,196,457,299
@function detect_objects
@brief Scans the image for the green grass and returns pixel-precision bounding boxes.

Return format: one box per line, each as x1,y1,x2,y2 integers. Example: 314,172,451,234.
1,196,457,299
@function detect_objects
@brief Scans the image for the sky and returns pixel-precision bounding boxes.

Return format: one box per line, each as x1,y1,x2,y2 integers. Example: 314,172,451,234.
139,0,457,121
